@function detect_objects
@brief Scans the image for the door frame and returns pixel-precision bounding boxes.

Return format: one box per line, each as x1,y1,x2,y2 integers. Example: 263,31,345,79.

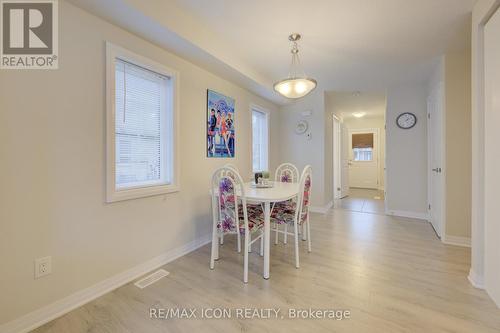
470,0,500,290
347,128,380,189
332,115,342,199
427,81,446,238
340,121,350,198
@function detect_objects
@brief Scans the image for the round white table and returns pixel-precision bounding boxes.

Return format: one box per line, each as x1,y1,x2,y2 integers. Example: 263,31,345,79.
212,181,300,279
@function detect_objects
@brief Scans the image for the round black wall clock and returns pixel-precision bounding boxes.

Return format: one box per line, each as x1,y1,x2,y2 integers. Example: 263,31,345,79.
396,112,417,129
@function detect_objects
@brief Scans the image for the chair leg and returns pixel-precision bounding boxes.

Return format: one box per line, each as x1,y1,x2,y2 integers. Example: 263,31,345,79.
220,233,224,245
294,222,300,268
284,224,288,244
210,196,219,269
243,230,249,283
302,223,307,241
237,231,241,253
307,218,312,253
260,231,264,256
210,230,219,269
274,223,279,245
248,233,252,253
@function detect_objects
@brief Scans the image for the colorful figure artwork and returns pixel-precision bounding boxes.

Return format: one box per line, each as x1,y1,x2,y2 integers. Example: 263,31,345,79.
207,90,235,158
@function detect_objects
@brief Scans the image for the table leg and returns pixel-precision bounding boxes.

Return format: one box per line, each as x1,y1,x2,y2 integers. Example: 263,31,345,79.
263,201,270,279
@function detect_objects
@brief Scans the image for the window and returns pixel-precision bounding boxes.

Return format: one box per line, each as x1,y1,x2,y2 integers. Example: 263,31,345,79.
352,133,373,162
252,107,269,172
106,43,179,202
353,147,373,161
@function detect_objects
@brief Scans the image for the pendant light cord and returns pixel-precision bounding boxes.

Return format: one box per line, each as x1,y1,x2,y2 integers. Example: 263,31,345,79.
287,40,307,79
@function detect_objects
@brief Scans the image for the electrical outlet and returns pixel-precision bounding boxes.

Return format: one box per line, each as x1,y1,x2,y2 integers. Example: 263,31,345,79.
34,256,51,279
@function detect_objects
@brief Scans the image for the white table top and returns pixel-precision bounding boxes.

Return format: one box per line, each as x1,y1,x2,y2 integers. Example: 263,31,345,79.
242,181,299,203
211,181,299,203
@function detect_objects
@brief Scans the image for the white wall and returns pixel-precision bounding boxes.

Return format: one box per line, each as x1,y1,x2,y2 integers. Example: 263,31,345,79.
444,46,472,240
0,1,279,325
277,91,327,207
341,116,386,190
386,83,428,217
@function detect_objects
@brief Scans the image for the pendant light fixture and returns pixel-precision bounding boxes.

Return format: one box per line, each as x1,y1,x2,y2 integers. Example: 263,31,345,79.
273,33,317,99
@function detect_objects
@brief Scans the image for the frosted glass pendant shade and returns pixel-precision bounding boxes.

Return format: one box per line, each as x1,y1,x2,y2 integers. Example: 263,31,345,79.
273,77,317,99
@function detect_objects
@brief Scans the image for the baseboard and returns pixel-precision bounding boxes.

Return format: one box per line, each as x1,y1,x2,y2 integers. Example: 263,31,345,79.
442,235,471,248
310,201,333,214
468,269,485,289
0,234,212,333
386,210,429,221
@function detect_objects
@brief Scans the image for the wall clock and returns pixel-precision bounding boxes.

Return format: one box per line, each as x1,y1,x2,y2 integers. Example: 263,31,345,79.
396,112,417,129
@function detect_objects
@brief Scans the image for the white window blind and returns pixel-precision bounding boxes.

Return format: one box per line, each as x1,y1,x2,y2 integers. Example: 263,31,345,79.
252,109,269,172
114,59,170,190
353,148,373,161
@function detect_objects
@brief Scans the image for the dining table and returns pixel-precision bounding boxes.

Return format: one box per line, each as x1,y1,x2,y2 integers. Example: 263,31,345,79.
212,180,300,279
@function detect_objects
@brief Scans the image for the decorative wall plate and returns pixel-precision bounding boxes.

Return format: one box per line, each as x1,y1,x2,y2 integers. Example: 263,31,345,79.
295,120,308,134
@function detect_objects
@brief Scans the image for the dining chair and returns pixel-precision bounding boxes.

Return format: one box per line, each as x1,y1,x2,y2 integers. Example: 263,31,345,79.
210,166,265,283
274,162,299,183
223,163,240,177
224,163,260,253
270,165,312,268
273,163,299,244
218,164,240,247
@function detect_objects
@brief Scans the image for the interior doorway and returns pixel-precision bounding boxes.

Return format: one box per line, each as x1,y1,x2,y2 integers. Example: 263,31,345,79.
348,129,380,189
333,116,342,199
329,91,387,214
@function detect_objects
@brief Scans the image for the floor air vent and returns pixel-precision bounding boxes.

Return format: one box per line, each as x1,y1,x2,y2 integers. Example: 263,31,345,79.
134,269,170,289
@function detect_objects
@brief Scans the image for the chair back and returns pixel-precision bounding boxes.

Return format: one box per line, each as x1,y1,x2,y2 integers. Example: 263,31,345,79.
295,165,312,224
211,166,248,235
275,163,299,183
223,163,240,182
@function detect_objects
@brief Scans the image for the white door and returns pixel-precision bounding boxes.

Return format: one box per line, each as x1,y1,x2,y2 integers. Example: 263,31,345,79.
348,129,379,189
484,7,500,307
333,117,342,199
340,122,350,198
427,82,444,237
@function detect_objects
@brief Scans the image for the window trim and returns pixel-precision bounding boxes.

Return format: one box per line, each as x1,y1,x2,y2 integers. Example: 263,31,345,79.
106,42,180,203
250,104,270,172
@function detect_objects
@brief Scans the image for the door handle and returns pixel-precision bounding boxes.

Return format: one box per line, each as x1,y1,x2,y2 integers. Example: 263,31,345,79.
432,168,442,173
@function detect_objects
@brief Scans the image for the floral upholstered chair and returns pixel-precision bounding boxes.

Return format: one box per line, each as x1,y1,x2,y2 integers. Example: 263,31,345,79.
217,164,241,246
270,165,312,268
210,166,265,283
273,163,300,243
221,163,260,251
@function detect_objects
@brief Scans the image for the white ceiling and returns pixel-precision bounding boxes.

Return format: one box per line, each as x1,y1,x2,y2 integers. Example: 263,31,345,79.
69,0,474,105
326,91,386,119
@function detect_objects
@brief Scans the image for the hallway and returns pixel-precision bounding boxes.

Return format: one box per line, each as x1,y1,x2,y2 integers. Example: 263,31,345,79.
334,188,386,215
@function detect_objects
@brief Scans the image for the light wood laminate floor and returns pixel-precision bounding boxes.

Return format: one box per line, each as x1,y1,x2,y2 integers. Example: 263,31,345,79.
33,209,500,333
334,188,386,215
